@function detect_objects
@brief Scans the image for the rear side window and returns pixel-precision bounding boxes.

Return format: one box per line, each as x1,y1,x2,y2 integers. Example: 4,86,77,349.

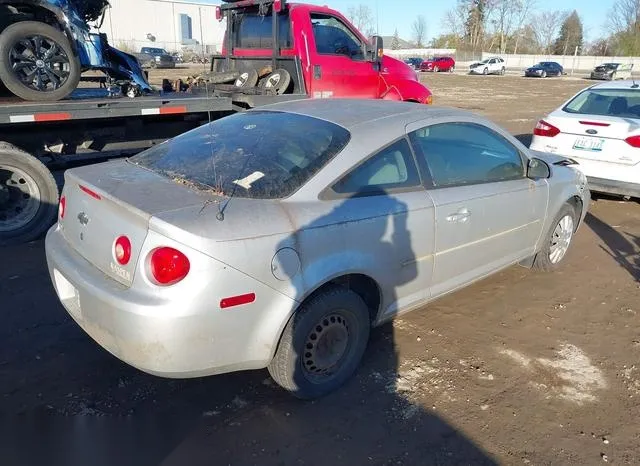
131,111,350,199
332,139,421,194
563,89,640,118
410,123,524,188
234,13,292,49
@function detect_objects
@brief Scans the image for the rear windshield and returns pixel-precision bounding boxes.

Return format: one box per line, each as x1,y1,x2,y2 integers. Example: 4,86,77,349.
130,111,350,199
563,88,640,118
234,13,292,48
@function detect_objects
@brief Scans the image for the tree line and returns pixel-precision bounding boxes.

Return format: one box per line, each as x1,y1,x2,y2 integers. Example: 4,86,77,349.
348,0,640,57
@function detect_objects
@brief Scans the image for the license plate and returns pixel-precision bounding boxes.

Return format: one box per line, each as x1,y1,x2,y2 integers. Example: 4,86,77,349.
573,136,605,152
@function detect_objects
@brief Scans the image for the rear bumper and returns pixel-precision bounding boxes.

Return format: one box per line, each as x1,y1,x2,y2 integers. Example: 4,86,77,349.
45,225,296,378
587,177,640,198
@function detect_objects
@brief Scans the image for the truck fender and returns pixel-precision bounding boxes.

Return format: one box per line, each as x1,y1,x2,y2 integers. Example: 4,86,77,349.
381,78,432,104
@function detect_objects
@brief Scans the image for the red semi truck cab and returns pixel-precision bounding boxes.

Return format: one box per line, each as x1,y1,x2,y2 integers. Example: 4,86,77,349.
214,0,432,104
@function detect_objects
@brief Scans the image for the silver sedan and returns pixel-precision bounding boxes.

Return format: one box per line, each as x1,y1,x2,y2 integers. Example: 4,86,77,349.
45,100,590,399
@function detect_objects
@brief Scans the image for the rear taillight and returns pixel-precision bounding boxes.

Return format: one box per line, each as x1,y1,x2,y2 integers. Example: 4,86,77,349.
149,247,190,285
59,195,66,219
625,135,640,148
114,236,132,265
533,120,560,137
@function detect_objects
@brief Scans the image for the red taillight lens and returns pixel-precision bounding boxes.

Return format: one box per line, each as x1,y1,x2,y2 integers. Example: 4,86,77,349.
533,120,560,137
59,195,66,219
149,247,190,285
625,135,640,147
274,0,282,12
114,236,132,265
79,184,101,200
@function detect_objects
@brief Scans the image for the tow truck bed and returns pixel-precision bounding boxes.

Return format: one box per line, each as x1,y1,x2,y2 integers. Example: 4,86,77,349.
0,89,233,124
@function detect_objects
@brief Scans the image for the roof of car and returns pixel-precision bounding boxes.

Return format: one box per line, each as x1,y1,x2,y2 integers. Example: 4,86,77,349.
255,99,474,129
590,80,640,90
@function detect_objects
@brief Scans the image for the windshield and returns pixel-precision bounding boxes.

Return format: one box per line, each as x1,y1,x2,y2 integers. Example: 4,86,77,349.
143,48,167,54
131,111,351,199
563,88,640,118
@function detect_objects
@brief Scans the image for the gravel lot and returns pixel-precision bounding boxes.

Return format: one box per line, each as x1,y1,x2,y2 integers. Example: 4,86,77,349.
1,72,639,466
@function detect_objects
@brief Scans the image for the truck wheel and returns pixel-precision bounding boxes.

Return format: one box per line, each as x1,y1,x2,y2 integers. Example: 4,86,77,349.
234,69,259,88
0,21,81,102
0,143,59,246
268,285,370,399
261,69,291,95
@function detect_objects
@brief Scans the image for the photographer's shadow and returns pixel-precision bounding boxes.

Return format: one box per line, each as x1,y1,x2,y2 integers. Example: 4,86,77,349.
168,188,496,465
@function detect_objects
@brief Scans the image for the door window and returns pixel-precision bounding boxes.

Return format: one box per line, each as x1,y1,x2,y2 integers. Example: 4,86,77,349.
311,13,364,59
332,139,421,195
409,123,525,188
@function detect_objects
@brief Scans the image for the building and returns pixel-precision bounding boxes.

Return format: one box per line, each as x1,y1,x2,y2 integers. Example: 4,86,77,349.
101,0,225,54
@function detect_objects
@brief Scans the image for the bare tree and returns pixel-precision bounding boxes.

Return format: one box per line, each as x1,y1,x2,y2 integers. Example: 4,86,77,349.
532,10,567,54
412,15,427,48
444,1,468,38
609,0,640,35
347,4,376,37
512,0,536,54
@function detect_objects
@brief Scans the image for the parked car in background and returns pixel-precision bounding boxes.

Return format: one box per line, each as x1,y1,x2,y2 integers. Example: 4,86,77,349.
530,80,640,198
420,56,455,72
403,57,423,70
525,62,564,78
135,47,176,69
469,57,505,75
590,63,633,80
46,99,589,399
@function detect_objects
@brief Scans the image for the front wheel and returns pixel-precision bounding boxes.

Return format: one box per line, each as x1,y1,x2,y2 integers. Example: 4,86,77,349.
268,286,371,399
483,67,488,75
500,67,506,75
0,21,81,102
532,204,577,271
541,71,547,78
433,66,439,72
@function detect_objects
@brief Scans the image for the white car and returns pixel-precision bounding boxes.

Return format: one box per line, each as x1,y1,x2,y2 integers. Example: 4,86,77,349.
530,80,640,198
469,57,505,75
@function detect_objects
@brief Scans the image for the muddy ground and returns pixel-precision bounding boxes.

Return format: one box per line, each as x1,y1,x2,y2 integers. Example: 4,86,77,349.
1,73,639,466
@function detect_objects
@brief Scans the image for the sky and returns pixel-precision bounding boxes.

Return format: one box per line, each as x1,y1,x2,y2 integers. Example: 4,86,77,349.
196,0,610,43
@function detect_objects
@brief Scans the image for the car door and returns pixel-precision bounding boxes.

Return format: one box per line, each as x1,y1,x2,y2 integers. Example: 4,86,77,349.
306,12,379,99
324,137,436,319
408,120,548,298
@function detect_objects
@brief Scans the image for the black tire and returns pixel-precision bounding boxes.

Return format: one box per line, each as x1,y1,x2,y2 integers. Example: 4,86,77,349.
0,21,81,102
541,71,547,78
207,71,239,84
483,67,488,75
500,67,506,75
0,143,59,246
260,68,291,94
268,285,371,399
234,69,259,88
532,203,577,272
449,66,454,73
433,66,439,72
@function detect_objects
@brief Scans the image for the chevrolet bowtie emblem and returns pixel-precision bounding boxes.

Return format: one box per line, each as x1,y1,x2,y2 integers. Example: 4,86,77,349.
77,212,89,225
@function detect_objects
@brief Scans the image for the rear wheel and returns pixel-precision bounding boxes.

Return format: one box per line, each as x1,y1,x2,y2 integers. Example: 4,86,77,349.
0,143,59,246
433,66,439,72
268,286,371,399
0,21,81,102
541,70,547,78
532,204,577,271
500,67,506,75
483,67,488,75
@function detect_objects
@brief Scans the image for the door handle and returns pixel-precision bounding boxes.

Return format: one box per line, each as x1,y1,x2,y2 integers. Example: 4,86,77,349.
446,208,471,223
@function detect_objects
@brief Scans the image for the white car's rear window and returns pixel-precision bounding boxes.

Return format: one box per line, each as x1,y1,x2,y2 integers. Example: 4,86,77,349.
563,89,640,118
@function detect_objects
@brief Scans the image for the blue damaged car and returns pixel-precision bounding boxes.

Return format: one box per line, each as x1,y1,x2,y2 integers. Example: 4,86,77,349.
0,0,151,101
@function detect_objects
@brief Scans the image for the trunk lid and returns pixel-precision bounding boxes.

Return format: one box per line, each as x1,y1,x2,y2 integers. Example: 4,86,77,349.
60,160,212,287
546,110,640,166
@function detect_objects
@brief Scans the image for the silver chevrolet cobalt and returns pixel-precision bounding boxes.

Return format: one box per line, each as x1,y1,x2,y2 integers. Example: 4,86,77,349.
46,100,590,399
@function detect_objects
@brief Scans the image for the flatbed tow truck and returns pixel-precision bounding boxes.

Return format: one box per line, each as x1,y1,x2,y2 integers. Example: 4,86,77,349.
0,0,432,245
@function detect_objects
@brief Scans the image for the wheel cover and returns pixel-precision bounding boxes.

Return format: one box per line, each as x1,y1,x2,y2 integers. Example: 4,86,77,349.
9,35,71,93
302,312,351,382
235,72,249,87
0,164,42,232
265,73,281,88
549,214,574,264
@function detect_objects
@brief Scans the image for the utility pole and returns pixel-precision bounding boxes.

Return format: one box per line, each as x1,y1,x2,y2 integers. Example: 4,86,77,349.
571,45,579,76
376,0,380,35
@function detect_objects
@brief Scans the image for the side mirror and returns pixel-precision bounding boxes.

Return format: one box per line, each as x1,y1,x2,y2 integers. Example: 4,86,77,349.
365,35,384,65
527,157,551,180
